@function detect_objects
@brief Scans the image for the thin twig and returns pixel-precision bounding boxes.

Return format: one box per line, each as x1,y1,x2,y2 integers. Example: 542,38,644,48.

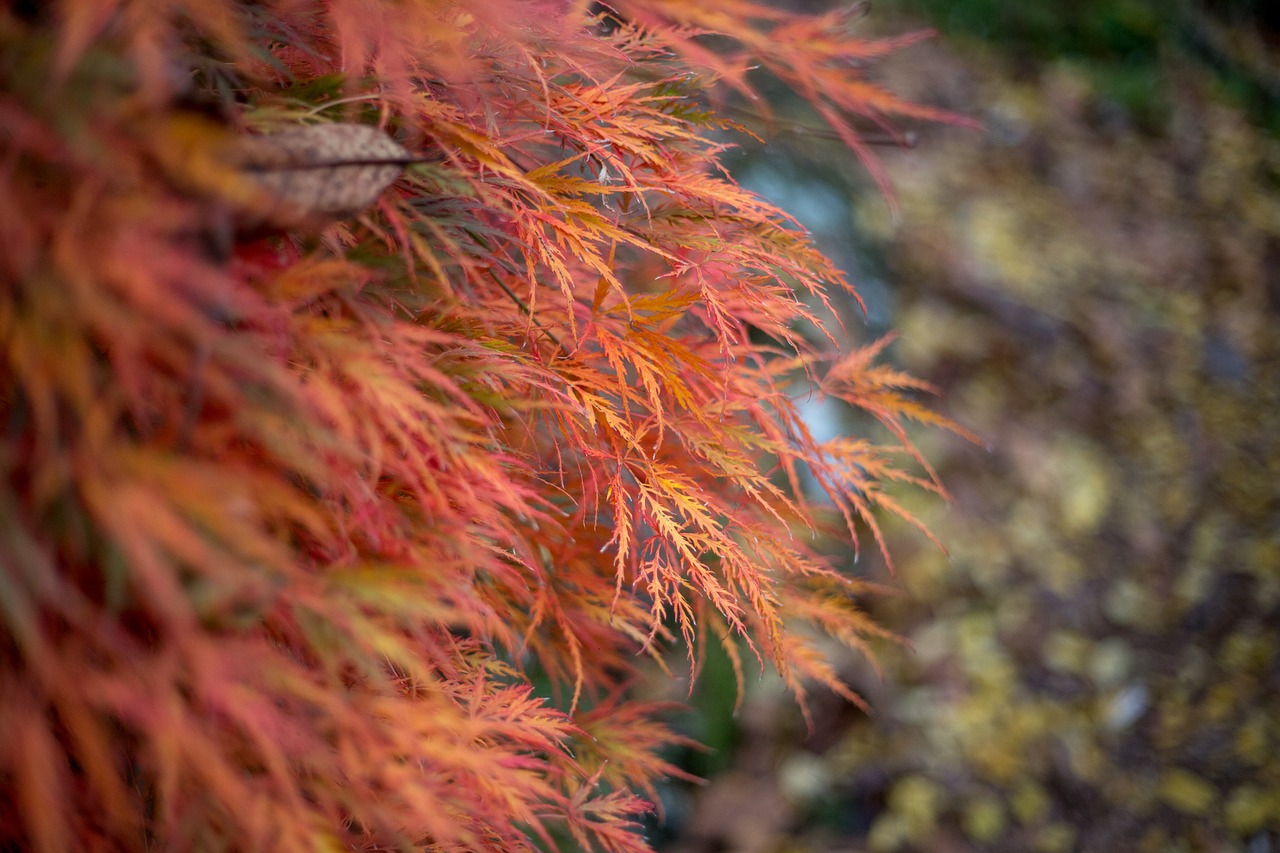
723,103,919,148
486,268,566,355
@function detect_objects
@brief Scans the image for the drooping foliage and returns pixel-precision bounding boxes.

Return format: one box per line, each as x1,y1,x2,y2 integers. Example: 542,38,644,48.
0,1,965,850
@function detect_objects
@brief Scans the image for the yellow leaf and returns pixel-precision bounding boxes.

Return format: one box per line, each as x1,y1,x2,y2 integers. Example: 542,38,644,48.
1157,768,1217,815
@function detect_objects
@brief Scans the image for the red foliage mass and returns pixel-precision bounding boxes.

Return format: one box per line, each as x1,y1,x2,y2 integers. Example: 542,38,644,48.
0,1,967,849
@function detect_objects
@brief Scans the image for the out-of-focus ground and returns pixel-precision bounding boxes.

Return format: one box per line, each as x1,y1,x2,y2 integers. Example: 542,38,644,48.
659,3,1280,851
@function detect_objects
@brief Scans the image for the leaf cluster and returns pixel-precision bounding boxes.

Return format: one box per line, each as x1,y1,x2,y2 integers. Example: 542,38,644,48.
0,1,964,850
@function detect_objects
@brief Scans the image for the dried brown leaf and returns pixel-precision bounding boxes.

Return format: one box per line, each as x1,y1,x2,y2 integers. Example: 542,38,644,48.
233,123,411,227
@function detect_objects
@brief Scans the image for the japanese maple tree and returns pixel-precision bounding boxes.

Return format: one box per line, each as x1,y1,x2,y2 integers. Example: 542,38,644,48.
0,1,966,850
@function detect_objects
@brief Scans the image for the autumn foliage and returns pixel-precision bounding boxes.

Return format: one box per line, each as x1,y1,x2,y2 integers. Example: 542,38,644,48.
1,1,963,850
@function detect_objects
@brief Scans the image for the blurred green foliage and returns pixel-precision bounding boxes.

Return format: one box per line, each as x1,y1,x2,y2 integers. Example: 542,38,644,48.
883,0,1280,133
884,0,1164,57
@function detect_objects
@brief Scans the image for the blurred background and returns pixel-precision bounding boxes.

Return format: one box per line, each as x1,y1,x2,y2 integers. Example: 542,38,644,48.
654,1,1280,850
